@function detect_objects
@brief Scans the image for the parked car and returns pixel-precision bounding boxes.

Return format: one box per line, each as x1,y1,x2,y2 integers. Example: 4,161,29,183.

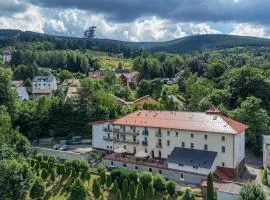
53,144,61,150
59,145,69,151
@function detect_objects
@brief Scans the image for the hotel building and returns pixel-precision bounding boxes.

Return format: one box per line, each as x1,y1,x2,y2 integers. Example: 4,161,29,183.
92,106,247,185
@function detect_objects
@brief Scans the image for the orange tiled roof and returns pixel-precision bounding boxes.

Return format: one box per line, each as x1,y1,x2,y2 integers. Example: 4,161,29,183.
112,110,248,135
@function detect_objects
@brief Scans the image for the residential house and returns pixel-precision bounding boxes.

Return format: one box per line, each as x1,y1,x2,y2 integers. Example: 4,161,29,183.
119,72,140,89
114,95,157,107
217,182,242,200
11,80,24,88
88,70,106,79
3,50,12,62
263,135,270,185
92,106,247,185
32,76,57,99
66,87,80,99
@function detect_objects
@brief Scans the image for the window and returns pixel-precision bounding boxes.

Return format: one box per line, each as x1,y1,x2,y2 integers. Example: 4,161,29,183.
135,166,138,170
117,134,119,140
111,161,114,166
123,134,126,141
222,162,225,167
110,146,112,149
191,133,194,138
178,163,184,167
149,168,152,172
182,142,185,148
222,146,225,153
159,170,162,174
176,132,178,137
222,136,225,141
123,126,126,131
133,147,136,154
204,144,208,150
167,131,170,136
123,163,126,167
191,143,194,149
167,140,170,146
43,83,46,86
145,148,148,153
107,145,109,149
204,135,207,140
124,145,126,149
180,173,184,180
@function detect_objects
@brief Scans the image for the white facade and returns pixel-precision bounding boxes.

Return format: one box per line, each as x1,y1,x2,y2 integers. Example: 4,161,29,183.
32,76,57,99
3,51,12,62
92,122,114,150
92,122,245,173
263,135,270,185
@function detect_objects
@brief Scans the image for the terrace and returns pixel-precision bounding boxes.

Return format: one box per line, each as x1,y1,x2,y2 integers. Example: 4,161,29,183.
104,153,168,169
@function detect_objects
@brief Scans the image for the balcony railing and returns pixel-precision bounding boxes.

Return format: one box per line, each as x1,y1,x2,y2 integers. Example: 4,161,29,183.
155,132,162,137
103,127,113,132
113,129,139,135
142,130,149,136
142,141,148,146
114,138,140,144
103,136,113,141
156,143,162,148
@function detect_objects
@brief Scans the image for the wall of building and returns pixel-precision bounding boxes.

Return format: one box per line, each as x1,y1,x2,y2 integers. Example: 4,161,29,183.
234,131,245,167
32,78,57,93
263,135,270,169
92,123,114,150
103,159,207,186
113,124,236,169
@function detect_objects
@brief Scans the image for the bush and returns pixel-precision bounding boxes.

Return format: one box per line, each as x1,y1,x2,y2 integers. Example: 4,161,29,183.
56,163,66,176
41,169,49,180
153,174,166,191
111,168,138,189
137,183,145,200
129,180,137,198
182,187,196,200
121,178,129,199
116,188,122,200
139,171,152,189
30,177,45,200
106,174,112,188
92,179,101,199
146,182,154,200
100,169,107,185
239,181,266,200
166,181,176,196
113,179,119,193
69,178,86,200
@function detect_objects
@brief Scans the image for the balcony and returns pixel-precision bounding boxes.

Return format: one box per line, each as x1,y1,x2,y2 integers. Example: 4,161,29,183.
155,132,162,137
113,129,139,135
103,136,113,141
114,138,140,144
142,141,148,146
142,130,149,136
103,127,113,132
156,143,162,148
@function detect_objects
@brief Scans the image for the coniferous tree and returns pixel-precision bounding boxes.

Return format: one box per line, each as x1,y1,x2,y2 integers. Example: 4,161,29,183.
92,179,101,199
113,179,119,193
100,169,106,186
126,193,131,200
129,180,137,199
69,178,86,200
106,174,112,188
146,182,154,200
207,173,215,200
29,177,45,200
85,170,91,187
137,183,144,200
122,178,129,199
116,188,122,200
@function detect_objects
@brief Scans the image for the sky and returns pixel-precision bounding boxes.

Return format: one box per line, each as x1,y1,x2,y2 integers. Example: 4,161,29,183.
0,0,270,42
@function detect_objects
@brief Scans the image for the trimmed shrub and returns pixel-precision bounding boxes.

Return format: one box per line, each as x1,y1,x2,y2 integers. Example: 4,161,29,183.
166,181,176,196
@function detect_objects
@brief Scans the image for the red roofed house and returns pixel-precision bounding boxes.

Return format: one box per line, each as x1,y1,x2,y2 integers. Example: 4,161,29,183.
88,70,106,79
92,106,248,185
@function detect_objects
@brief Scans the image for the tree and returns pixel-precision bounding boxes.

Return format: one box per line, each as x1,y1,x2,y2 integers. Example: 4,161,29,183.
139,171,152,189
30,177,45,200
230,96,270,154
206,173,215,200
0,159,34,200
126,193,131,200
146,182,154,200
113,179,119,193
207,62,226,80
238,181,266,200
50,168,56,185
153,174,166,191
92,179,101,199
116,188,122,200
69,178,86,200
100,168,107,186
121,178,129,199
85,170,91,187
129,180,137,198
56,163,66,176
137,183,145,200
166,181,176,196
41,169,49,180
106,174,112,188
182,187,196,200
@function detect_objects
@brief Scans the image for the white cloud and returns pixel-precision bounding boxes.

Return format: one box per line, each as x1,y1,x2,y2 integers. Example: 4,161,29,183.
231,23,267,38
45,19,67,33
0,5,44,33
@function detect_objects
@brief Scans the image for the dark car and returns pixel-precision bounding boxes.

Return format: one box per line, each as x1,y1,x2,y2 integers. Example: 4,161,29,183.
59,145,69,151
53,144,61,150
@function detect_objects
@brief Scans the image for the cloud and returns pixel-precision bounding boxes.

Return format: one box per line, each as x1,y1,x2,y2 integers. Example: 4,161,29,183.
231,23,268,38
0,0,29,16
29,0,270,25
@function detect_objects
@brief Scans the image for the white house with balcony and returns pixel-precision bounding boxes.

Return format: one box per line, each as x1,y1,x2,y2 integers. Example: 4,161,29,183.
32,76,57,99
263,135,270,185
3,50,12,62
92,106,247,185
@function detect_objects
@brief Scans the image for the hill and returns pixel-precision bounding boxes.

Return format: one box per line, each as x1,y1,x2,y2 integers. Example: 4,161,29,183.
1,29,270,53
